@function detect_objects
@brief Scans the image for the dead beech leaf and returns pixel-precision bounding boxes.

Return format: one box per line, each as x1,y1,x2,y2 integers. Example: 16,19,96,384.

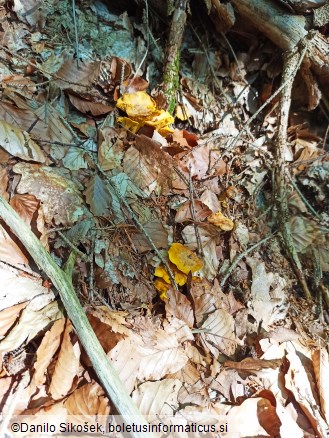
68,93,114,116
84,175,112,216
0,300,61,353
312,348,329,424
226,397,281,436
98,127,126,172
208,211,234,230
0,120,46,163
0,223,29,267
285,345,329,435
132,220,168,252
200,189,221,213
10,194,39,225
168,242,203,274
49,321,81,400
0,302,27,337
175,200,212,223
13,163,86,226
137,317,194,380
132,379,181,418
32,318,66,388
165,288,194,328
199,308,237,357
0,167,9,200
55,60,101,90
123,134,181,195
65,382,110,417
107,334,143,393
0,264,48,311
224,357,282,375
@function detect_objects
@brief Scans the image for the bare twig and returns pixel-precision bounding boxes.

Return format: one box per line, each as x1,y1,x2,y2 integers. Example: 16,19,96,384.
188,165,204,258
274,43,312,300
220,233,276,287
72,0,80,68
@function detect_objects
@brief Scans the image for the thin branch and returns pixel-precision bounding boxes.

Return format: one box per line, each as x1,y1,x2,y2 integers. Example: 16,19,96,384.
72,0,80,68
274,43,312,300
220,233,276,287
188,165,204,258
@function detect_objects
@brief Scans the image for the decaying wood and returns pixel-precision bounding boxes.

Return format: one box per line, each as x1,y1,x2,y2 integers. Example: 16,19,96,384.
0,195,155,438
231,0,329,97
274,47,312,300
163,0,190,113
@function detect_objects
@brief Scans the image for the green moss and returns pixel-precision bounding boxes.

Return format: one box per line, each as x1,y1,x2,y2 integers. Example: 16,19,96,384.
163,51,180,114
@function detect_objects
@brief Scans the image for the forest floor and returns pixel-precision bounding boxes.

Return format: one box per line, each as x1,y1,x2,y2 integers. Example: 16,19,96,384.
0,0,328,437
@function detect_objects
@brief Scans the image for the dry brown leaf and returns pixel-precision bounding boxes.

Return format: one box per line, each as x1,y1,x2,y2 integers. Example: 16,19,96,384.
65,382,110,417
175,200,212,223
165,288,194,328
285,346,328,436
200,189,221,213
0,167,9,200
224,357,282,376
49,321,81,400
247,256,287,330
98,127,126,171
132,379,181,418
0,301,61,353
0,101,74,145
199,308,237,357
0,302,27,337
107,334,143,394
31,318,66,388
312,348,329,425
0,223,29,267
55,60,101,90
0,120,46,163
226,397,281,436
132,220,168,252
13,163,86,226
137,317,193,381
123,135,180,195
0,264,47,311
10,194,39,225
68,93,114,116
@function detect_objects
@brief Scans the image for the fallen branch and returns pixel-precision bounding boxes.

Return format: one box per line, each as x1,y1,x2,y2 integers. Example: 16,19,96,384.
230,0,329,97
0,195,155,438
274,45,312,300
